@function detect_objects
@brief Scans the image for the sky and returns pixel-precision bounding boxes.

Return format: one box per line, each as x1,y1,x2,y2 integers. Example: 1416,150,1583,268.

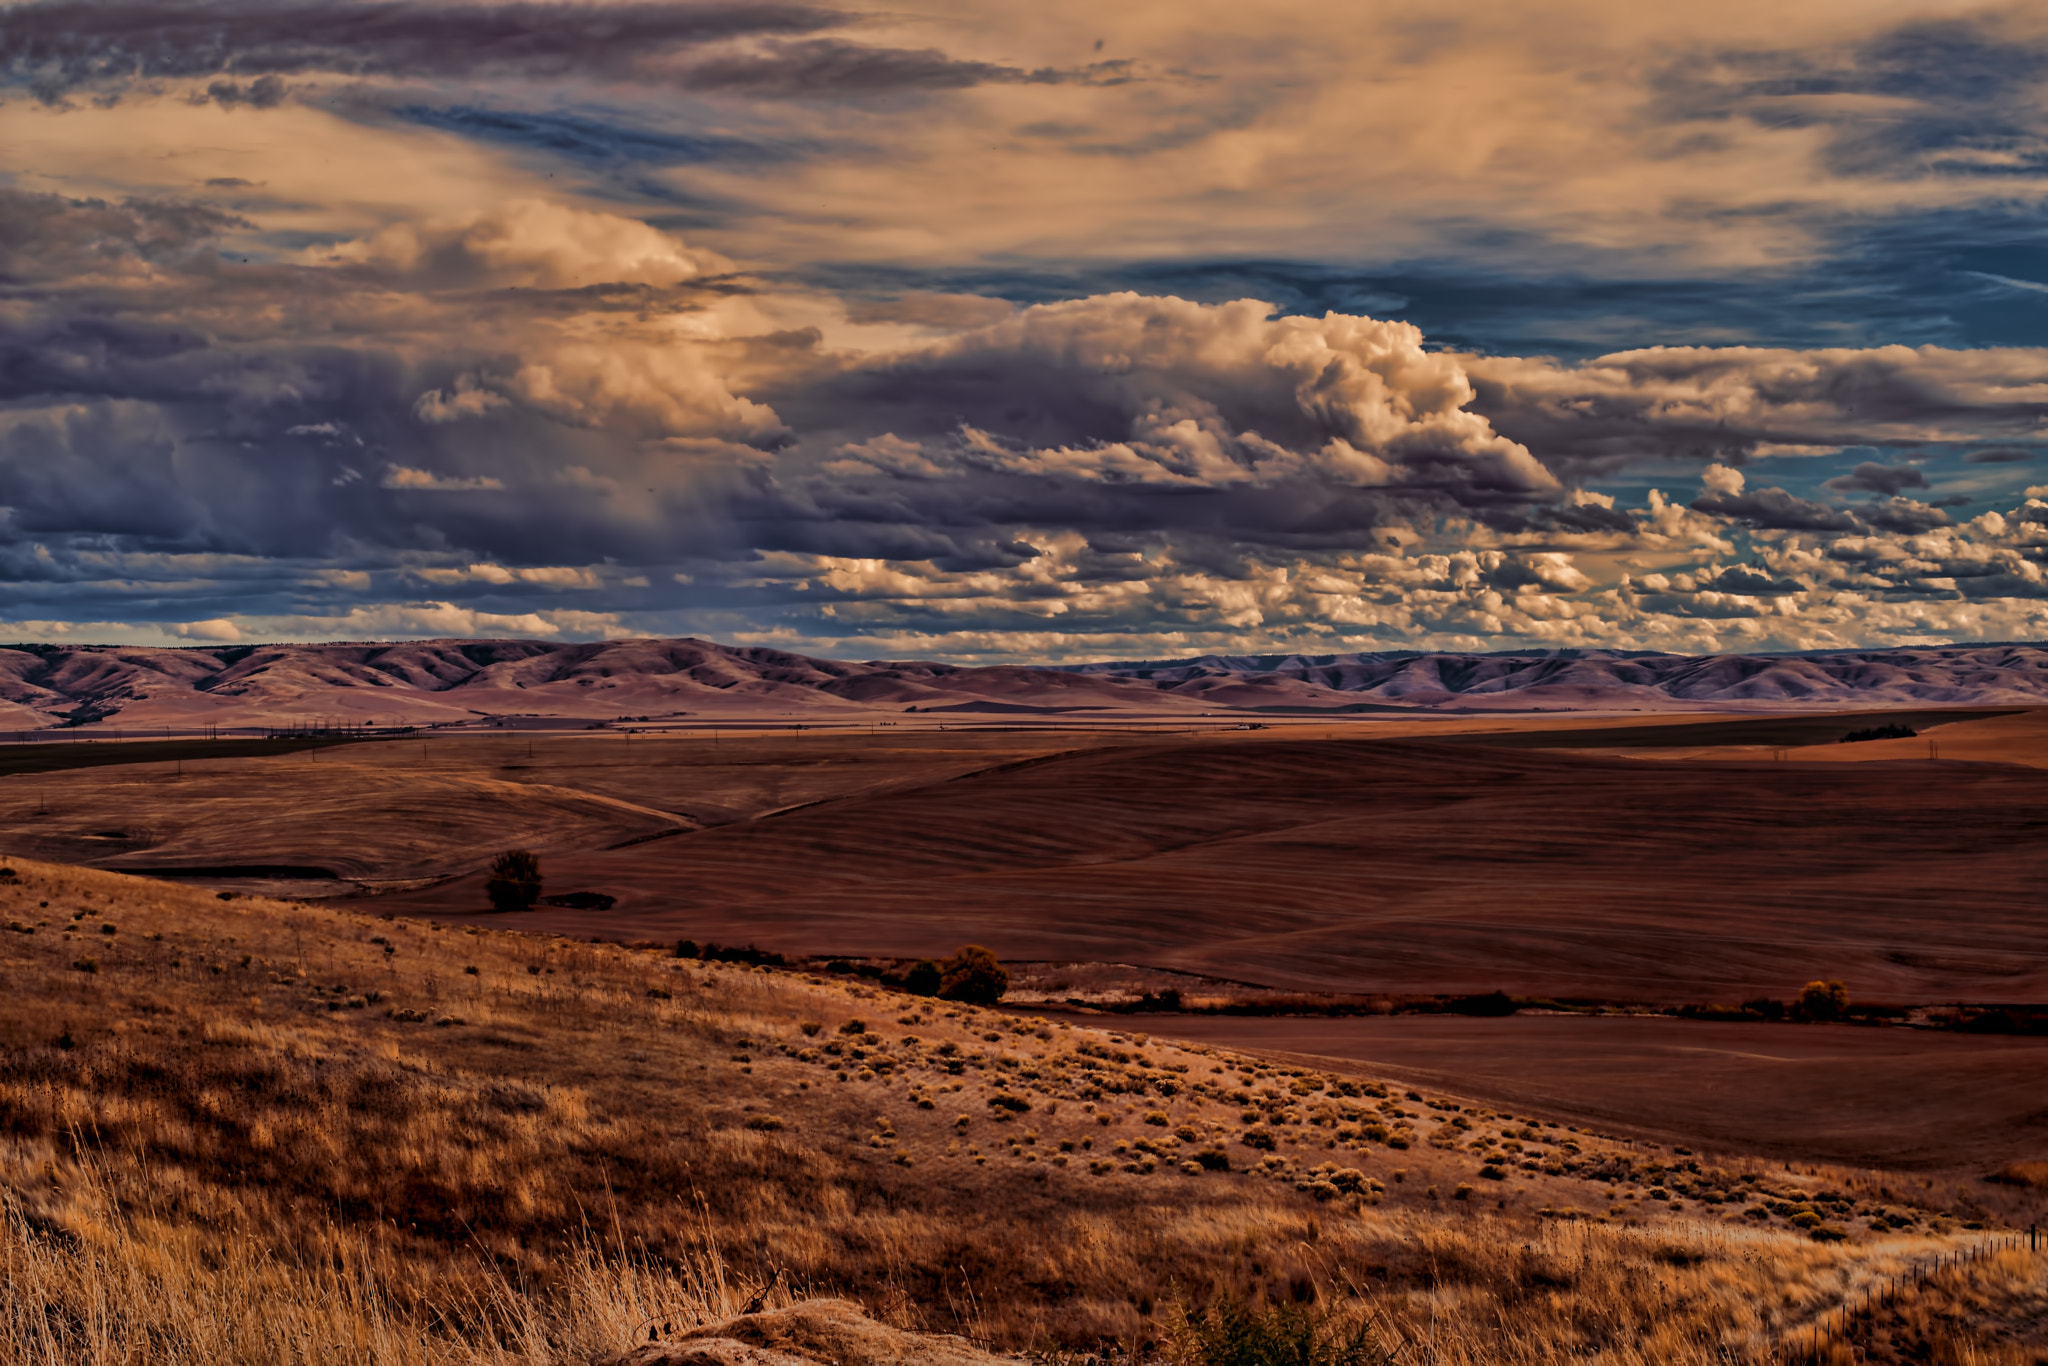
4,1,2048,661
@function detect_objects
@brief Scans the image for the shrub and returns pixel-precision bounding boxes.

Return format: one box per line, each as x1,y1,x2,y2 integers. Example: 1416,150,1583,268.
798,1020,824,1037
1177,1295,1388,1366
937,945,1009,1005
904,958,941,996
1446,990,1517,1017
1841,724,1916,743
1241,1127,1276,1151
838,1018,866,1036
1796,980,1849,1021
744,1115,785,1131
988,1093,1032,1113
485,849,542,913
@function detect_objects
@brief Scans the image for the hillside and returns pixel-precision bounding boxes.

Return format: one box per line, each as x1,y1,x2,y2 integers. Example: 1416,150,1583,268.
0,858,2039,1364
9,637,2048,731
1067,642,2048,709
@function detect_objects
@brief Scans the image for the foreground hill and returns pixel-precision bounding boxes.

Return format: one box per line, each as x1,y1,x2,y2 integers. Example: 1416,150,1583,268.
6,637,2048,730
0,858,2037,1364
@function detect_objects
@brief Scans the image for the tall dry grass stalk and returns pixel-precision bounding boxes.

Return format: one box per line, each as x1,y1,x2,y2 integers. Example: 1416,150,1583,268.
0,1164,771,1366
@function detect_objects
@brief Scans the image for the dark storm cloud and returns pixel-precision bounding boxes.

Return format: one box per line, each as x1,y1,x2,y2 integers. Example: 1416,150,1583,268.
1689,484,1862,532
1463,344,2048,479
0,187,247,285
1965,445,2038,463
1824,461,1928,495
0,1,837,100
1858,497,1954,534
1695,565,1804,596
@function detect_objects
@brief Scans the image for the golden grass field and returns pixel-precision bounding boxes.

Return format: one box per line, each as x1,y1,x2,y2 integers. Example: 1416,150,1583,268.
2,855,2046,1364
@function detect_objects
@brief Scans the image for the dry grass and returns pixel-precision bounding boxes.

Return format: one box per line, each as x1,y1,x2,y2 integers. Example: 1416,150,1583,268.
0,857,2039,1363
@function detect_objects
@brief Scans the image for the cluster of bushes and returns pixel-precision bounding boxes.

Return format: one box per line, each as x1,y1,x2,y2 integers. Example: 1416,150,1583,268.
1840,723,1917,743
816,946,1010,1003
1945,1007,2048,1036
1112,988,1184,1013
1679,980,1914,1025
674,941,787,967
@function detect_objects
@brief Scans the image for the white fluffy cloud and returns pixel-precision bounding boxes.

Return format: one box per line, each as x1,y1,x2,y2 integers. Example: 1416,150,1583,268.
319,199,733,290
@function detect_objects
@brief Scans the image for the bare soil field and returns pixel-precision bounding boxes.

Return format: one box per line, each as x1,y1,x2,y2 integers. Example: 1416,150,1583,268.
378,732,2048,1007
0,729,1146,891
1136,1013,2048,1171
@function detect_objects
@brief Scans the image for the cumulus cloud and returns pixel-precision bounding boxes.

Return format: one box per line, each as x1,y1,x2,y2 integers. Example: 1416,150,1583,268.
1687,464,1862,532
172,617,243,641
1464,345,2048,475
1825,461,1928,495
805,294,1559,499
405,563,602,589
320,199,732,290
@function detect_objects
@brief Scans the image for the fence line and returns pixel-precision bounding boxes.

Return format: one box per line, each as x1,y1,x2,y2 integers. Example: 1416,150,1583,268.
1784,1226,2039,1362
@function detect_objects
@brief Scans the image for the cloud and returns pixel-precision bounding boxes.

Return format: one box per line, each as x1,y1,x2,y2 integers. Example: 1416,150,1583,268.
11,161,2048,660
0,1,841,101
1859,497,1953,534
677,39,1135,97
1824,461,1928,495
807,294,1560,500
381,467,505,491
1687,464,1862,532
320,198,732,289
1464,344,2048,476
1965,446,2038,464
405,563,602,589
172,616,242,641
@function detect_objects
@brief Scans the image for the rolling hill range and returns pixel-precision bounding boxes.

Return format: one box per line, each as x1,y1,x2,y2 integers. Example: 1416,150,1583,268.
5,637,2048,730
1066,642,2048,709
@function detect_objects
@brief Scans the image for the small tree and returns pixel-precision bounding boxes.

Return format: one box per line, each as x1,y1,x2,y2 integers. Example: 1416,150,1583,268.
486,849,542,912
904,958,941,997
1797,979,1849,1021
938,945,1008,1005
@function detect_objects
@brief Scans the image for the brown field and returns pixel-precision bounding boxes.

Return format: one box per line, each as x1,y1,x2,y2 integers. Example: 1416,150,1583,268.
3,858,2046,1365
367,729,2048,1007
1137,1013,2048,1171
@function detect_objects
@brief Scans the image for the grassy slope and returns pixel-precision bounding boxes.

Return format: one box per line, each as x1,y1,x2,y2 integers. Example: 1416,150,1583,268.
0,859,2040,1363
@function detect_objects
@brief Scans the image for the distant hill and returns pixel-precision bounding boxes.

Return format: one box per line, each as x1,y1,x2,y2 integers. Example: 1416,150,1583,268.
0,636,2045,730
1065,643,2048,710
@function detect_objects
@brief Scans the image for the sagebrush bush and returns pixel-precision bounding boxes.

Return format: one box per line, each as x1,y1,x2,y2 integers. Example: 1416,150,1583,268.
485,849,542,913
1173,1296,1390,1366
